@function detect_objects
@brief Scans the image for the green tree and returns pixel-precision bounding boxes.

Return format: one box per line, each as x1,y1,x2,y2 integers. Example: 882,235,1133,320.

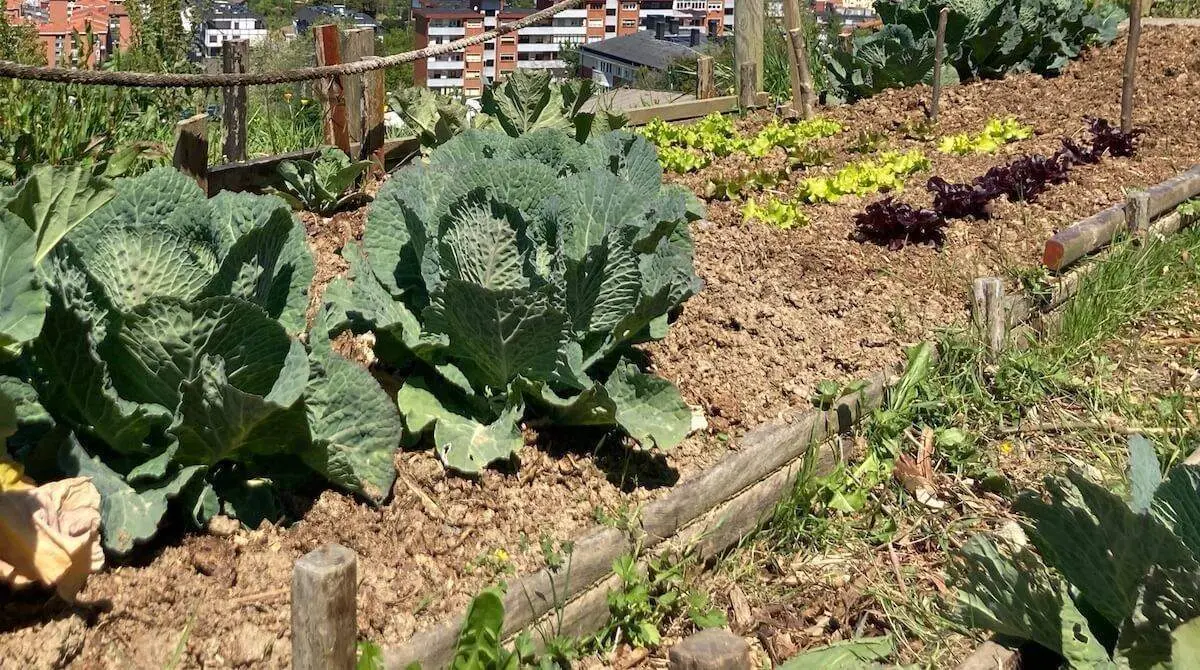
124,0,193,71
379,25,415,91
0,11,47,65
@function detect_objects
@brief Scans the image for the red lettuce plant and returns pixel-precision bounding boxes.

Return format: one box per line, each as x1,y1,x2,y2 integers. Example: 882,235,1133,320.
853,197,945,250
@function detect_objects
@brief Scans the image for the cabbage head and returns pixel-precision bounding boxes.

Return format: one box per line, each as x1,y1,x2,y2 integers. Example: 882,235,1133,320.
325,129,704,473
1,167,402,554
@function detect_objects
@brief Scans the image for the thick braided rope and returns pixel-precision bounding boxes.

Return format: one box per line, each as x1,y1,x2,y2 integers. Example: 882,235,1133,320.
0,0,584,88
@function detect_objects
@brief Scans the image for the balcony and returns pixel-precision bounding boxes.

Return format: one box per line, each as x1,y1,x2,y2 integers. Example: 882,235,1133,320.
516,43,560,52
427,26,466,36
427,77,465,87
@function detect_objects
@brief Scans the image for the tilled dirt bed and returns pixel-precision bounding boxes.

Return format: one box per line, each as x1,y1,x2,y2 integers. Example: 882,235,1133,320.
3,27,1200,669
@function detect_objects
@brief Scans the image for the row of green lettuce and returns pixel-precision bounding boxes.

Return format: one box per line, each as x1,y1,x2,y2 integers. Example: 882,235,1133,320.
825,0,1125,102
0,125,704,555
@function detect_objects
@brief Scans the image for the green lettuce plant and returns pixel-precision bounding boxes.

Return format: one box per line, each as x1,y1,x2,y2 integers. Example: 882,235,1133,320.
325,128,703,474
953,436,1200,668
1,167,401,554
271,146,373,215
480,69,627,143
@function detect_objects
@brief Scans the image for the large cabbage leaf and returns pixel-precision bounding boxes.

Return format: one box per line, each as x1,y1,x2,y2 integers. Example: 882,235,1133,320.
953,438,1200,668
331,129,701,474
5,167,400,554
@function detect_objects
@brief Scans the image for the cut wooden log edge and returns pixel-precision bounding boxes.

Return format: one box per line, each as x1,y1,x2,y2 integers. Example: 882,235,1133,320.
1043,162,1200,272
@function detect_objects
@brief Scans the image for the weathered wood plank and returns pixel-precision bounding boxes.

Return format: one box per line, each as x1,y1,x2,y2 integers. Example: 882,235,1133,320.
342,27,374,148
314,23,350,154
931,7,949,122
206,137,418,194
1146,164,1200,219
1042,203,1127,271
696,55,715,100
173,113,208,193
623,93,769,126
221,39,248,162
292,544,357,670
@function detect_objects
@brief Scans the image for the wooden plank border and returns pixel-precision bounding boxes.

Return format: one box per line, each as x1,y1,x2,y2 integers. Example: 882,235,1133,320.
623,93,771,127
205,137,419,196
1043,163,1200,271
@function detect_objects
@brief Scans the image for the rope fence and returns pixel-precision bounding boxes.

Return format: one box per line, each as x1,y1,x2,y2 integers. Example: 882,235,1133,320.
0,0,584,88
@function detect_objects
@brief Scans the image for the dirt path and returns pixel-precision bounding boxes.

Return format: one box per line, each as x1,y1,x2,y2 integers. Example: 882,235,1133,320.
2,27,1200,669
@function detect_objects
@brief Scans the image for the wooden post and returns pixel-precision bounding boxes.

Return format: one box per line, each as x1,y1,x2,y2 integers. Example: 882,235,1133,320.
292,544,357,670
930,7,949,122
173,113,208,194
341,27,374,151
314,23,350,154
734,0,763,93
696,55,715,100
1121,0,1143,133
362,56,387,170
1127,189,1151,233
738,62,758,109
972,277,1006,356
781,0,814,119
221,39,248,162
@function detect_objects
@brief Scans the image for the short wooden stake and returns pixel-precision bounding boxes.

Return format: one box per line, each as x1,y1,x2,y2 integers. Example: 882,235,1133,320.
341,27,374,150
1120,0,1143,133
972,277,1006,356
314,23,351,154
221,39,248,162
173,113,208,194
930,7,949,122
1127,189,1151,233
738,62,758,110
292,544,357,670
669,629,750,670
696,55,715,100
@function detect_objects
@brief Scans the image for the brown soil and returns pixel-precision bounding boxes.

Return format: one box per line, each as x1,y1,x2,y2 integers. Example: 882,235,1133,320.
3,27,1200,669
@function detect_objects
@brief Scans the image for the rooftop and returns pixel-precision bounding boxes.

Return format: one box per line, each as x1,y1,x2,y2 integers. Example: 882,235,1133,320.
580,30,700,70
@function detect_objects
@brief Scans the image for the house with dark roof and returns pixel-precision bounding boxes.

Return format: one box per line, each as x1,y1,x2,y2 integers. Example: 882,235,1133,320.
293,4,379,34
579,18,703,88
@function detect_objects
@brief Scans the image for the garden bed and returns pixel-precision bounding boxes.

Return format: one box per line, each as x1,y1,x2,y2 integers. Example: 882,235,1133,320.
2,26,1200,669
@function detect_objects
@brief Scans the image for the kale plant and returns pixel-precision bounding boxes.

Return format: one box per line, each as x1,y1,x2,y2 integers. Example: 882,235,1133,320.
271,146,373,215
1,167,401,554
953,437,1200,668
326,128,703,474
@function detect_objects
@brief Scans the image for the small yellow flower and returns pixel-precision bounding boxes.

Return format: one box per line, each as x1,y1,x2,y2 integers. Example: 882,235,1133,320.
300,98,311,106
493,548,510,563
999,441,1013,455
283,91,293,101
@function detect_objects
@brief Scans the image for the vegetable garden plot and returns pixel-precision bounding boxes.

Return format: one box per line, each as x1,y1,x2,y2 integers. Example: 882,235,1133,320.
3,27,1200,669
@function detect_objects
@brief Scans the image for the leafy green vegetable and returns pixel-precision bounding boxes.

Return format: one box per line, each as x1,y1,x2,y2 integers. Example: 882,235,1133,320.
389,87,489,152
797,150,930,204
938,117,1033,155
481,69,626,143
824,25,959,103
742,197,810,230
270,146,372,216
450,588,519,670
0,165,114,360
777,636,895,669
952,437,1200,668
637,113,842,173
2,167,400,554
328,129,702,474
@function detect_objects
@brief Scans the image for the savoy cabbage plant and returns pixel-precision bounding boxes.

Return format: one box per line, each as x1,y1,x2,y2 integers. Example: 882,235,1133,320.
827,0,1123,102
953,436,1200,668
0,167,402,554
324,128,702,473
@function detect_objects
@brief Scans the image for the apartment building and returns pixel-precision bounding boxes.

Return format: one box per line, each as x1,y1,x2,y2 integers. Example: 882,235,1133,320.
412,0,729,96
4,0,130,67
183,0,268,59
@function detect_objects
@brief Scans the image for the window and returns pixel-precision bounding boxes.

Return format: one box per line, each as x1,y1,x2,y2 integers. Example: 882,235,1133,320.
500,35,515,44
500,53,514,61
466,19,482,27
605,25,615,32
621,2,636,9
620,18,634,26
588,18,603,26
606,8,615,14
466,53,481,62
466,71,480,79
